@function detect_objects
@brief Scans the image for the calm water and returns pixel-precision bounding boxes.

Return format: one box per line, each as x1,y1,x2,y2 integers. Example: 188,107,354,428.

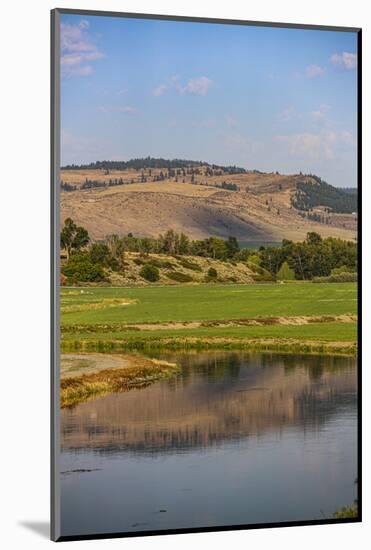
60,352,357,537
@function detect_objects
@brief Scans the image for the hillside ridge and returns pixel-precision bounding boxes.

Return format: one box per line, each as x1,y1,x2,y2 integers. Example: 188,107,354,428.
60,159,357,243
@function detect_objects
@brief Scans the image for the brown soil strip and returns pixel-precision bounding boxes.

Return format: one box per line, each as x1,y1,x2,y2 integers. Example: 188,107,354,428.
61,314,357,333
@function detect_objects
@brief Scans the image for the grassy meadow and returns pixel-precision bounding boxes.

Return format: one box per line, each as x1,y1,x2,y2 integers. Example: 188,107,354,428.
61,282,357,354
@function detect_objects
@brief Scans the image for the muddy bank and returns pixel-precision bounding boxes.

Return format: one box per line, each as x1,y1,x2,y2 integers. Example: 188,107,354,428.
60,353,178,408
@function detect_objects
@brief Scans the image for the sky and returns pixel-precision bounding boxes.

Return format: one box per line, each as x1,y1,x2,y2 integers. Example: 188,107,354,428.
60,14,358,187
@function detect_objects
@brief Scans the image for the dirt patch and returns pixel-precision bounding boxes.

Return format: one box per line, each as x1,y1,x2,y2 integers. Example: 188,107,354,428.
63,314,356,333
61,298,137,314
60,353,178,407
61,352,131,378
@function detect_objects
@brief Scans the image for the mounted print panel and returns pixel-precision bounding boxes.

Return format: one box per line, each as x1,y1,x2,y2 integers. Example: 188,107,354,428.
51,9,361,542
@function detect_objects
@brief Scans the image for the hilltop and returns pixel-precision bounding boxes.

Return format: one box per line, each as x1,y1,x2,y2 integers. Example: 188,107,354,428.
60,158,357,243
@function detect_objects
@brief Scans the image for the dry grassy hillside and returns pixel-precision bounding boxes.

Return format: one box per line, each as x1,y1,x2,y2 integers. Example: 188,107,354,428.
61,251,256,287
60,167,357,243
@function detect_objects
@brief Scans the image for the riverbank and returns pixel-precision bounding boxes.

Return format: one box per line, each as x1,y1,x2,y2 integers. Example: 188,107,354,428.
60,353,178,408
61,337,356,356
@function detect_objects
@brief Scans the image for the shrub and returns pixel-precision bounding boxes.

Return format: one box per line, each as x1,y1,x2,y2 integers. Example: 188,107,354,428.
331,265,355,276
334,503,358,519
139,264,160,282
248,255,261,267
250,273,276,282
176,258,202,271
277,261,295,281
166,271,193,283
62,253,106,282
247,261,275,281
149,258,175,269
312,272,357,283
107,257,120,271
133,258,145,266
89,243,111,265
207,267,218,278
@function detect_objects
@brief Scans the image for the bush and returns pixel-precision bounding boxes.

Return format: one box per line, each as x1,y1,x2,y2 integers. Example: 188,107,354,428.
176,258,202,271
166,271,193,282
331,265,355,276
134,258,145,266
334,503,358,519
207,267,218,278
89,243,111,265
312,272,357,283
250,273,276,282
139,264,160,282
277,261,295,281
247,261,275,281
62,253,106,282
107,257,120,271
148,258,175,269
247,255,261,267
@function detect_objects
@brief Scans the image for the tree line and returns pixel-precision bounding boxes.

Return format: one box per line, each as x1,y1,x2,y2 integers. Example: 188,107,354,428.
61,173,240,192
60,218,357,284
292,178,357,214
61,156,247,174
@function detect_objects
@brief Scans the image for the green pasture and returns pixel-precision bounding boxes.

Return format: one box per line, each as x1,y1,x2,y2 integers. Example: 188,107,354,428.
61,283,357,326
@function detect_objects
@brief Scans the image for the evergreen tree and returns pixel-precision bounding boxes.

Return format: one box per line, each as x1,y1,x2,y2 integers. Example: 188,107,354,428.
277,261,295,281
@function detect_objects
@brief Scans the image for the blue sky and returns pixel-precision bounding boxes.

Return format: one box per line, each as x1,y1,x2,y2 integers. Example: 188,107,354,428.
60,14,358,187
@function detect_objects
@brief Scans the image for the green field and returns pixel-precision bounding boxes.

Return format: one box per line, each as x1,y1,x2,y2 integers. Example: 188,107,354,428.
61,283,357,325
61,283,357,353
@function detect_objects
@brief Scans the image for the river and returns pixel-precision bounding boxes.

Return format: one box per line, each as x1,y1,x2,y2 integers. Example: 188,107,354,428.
60,351,357,537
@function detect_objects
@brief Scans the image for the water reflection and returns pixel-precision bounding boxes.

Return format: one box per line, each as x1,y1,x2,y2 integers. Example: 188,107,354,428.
60,352,357,536
61,352,356,455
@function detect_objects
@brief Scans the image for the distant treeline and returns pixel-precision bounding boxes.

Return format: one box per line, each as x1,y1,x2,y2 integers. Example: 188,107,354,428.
61,217,357,283
257,233,357,280
342,187,358,195
61,173,240,192
292,176,357,214
61,156,247,174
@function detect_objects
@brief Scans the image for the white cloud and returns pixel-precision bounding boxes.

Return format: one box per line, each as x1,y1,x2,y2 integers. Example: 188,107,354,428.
78,20,89,30
275,132,326,158
330,52,357,70
275,128,355,161
223,132,261,156
152,83,168,96
339,130,356,145
305,64,325,78
153,76,213,97
309,103,331,122
178,76,213,96
61,20,103,77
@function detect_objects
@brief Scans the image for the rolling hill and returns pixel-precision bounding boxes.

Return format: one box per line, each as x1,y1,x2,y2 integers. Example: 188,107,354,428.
60,159,357,244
